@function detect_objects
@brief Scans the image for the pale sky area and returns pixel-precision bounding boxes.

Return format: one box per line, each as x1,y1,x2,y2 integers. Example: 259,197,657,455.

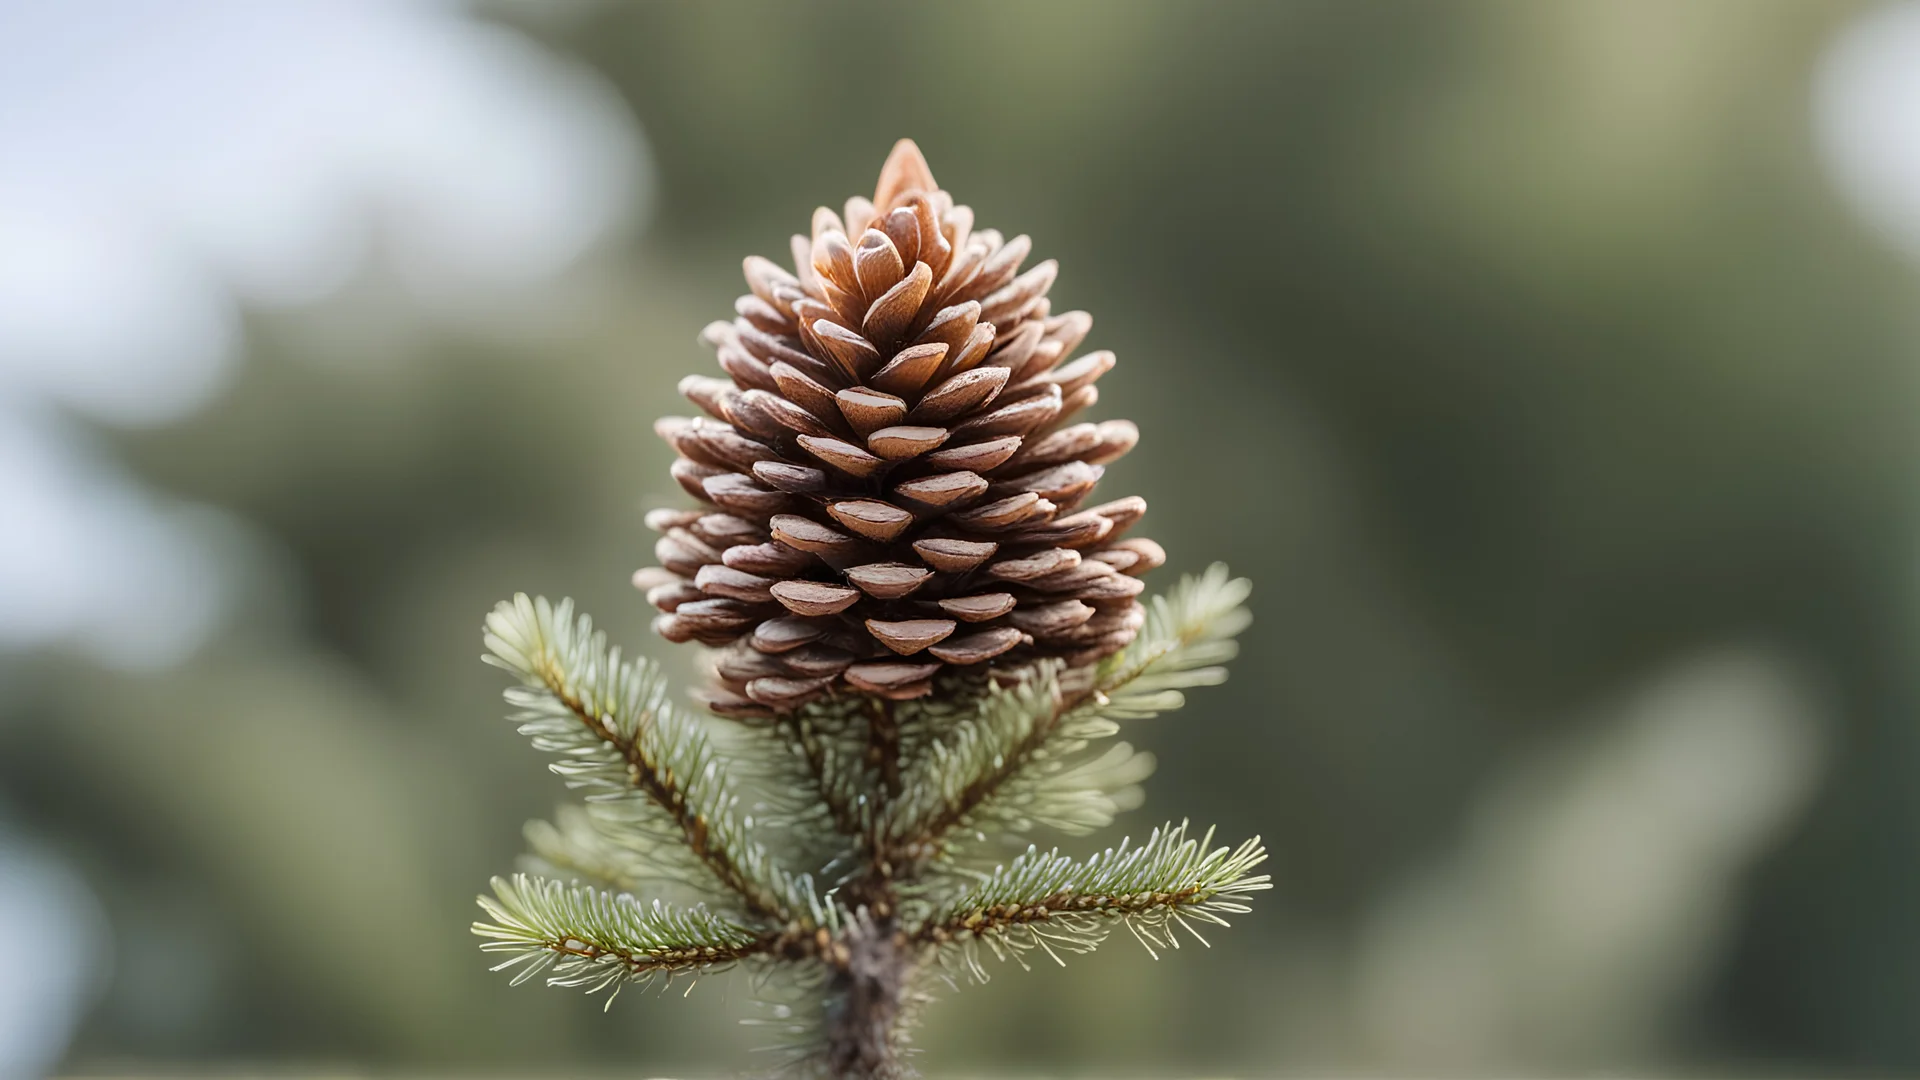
0,1,647,1073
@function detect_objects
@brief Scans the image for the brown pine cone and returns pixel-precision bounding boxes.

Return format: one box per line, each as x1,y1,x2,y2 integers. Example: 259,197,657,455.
635,140,1164,716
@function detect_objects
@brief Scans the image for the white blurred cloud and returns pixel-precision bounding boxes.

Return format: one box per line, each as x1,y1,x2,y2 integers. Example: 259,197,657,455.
0,833,110,1078
0,415,233,669
0,0,648,666
1817,0,1920,270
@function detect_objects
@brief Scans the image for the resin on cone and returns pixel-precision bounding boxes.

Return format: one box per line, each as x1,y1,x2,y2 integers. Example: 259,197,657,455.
637,140,1163,715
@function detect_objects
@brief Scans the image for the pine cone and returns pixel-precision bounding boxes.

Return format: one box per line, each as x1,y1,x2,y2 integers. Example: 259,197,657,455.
635,140,1164,716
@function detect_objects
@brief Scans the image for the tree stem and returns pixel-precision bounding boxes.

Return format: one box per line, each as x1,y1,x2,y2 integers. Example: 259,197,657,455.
867,697,901,800
822,916,910,1079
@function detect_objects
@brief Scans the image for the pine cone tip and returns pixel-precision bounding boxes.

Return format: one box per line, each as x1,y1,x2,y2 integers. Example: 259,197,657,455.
874,138,938,211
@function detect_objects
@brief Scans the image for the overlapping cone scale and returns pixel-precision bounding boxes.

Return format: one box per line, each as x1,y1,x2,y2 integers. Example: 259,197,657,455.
637,139,1163,716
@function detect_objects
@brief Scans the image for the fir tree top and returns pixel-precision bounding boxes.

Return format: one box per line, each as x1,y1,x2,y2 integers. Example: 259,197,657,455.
471,140,1266,1080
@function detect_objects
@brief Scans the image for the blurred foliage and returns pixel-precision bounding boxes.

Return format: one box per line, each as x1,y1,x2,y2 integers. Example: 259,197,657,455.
8,0,1920,1073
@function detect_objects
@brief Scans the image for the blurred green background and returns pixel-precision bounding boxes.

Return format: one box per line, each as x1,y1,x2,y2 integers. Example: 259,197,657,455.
8,0,1920,1074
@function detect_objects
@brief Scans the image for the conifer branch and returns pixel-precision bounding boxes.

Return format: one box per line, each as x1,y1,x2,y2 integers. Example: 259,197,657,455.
474,873,789,1004
886,567,1252,863
917,822,1270,980
483,595,811,923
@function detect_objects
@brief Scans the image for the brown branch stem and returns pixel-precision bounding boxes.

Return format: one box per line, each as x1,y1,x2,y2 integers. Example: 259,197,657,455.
527,922,822,981
865,696,902,800
541,932,777,974
914,884,1207,947
545,681,789,923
